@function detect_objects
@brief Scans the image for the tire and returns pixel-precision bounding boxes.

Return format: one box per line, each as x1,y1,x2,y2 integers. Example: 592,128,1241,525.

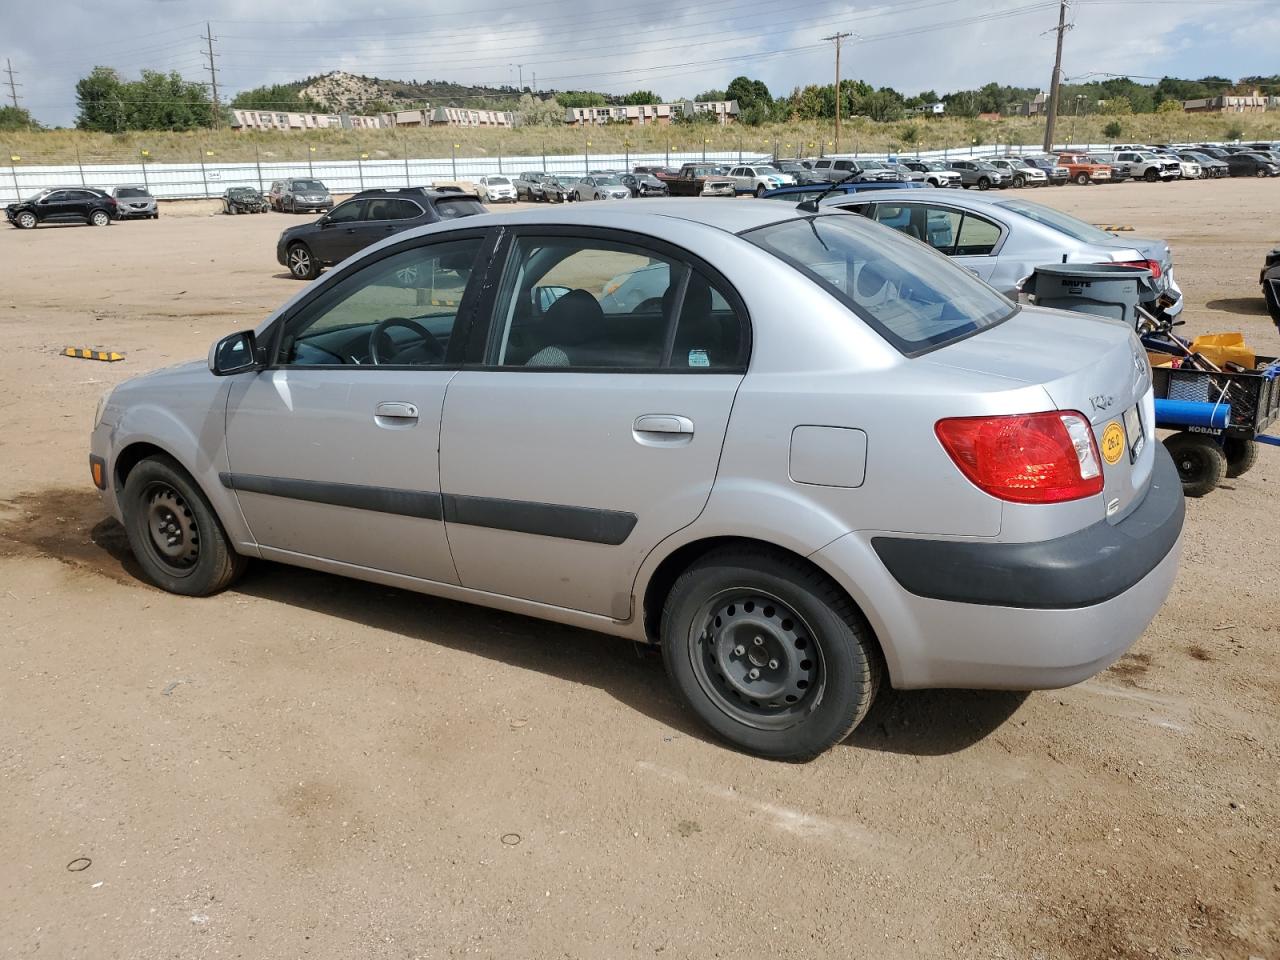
288,197,297,213
1223,438,1258,479
755,184,766,198
121,454,246,597
976,176,990,191
1265,277,1280,327
1012,174,1026,188
574,190,583,202
90,209,111,226
1165,432,1226,497
152,211,160,219
1074,172,1090,186
1256,168,1268,178
287,242,319,280
15,210,36,229
1144,168,1158,183
660,548,881,761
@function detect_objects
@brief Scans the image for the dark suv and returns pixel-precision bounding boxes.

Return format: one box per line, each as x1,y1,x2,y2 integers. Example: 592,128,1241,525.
276,187,486,280
6,187,118,229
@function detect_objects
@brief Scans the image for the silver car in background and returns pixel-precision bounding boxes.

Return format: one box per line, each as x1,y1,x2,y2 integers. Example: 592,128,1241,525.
89,200,1182,760
985,157,1049,188
570,175,631,201
903,160,962,188
820,188,1184,317
111,186,158,219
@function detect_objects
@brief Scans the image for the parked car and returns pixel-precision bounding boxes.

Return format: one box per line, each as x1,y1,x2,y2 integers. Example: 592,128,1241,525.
901,160,962,188
819,188,1184,318
112,186,158,219
1020,155,1070,186
1087,154,1130,182
276,187,485,280
984,157,1048,188
776,160,822,184
619,172,670,198
653,164,736,197
727,164,794,197
90,198,1183,760
1262,245,1280,328
883,160,927,183
1177,151,1228,178
810,158,904,184
1194,145,1233,161
760,181,929,202
947,160,1010,190
1057,153,1112,185
475,176,517,203
222,187,270,214
1106,151,1178,183
514,172,568,202
269,179,333,214
569,175,631,201
6,187,117,229
1227,152,1280,177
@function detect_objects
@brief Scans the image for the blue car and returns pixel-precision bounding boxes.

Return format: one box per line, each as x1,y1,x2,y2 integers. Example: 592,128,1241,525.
760,181,928,202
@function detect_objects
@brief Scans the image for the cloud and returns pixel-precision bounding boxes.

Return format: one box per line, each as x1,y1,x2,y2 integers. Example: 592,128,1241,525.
7,0,1271,127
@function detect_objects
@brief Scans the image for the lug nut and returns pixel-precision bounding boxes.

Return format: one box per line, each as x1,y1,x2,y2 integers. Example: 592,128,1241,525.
753,636,764,646
768,659,779,670
747,668,760,680
733,645,745,656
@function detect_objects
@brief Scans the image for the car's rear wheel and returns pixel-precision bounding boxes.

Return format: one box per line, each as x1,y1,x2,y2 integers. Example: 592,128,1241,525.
1074,172,1090,185
661,548,881,761
121,455,246,597
90,209,111,226
15,210,36,229
1223,437,1259,478
755,184,766,198
574,190,582,201
1165,432,1226,497
287,242,319,280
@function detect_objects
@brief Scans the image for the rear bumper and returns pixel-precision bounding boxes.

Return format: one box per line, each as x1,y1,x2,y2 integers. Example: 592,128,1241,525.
816,444,1184,690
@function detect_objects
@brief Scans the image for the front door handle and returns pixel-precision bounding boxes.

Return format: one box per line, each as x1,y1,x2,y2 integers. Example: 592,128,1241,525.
634,414,693,435
375,401,419,428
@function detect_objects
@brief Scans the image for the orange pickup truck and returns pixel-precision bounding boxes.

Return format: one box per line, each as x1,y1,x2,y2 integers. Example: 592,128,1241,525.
1057,153,1112,185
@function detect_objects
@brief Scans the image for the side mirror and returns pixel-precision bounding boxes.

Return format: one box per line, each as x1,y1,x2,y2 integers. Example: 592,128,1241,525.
209,330,261,376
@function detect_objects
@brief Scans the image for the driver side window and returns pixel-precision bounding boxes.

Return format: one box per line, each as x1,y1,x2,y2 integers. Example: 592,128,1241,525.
277,237,484,367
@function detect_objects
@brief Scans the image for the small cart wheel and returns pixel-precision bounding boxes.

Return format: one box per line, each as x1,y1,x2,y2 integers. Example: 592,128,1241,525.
1222,437,1259,479
1165,432,1227,497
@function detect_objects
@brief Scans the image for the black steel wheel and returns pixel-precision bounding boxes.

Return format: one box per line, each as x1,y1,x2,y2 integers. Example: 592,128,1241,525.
661,548,880,760
1144,168,1159,183
122,455,246,596
1223,437,1259,479
1165,431,1227,497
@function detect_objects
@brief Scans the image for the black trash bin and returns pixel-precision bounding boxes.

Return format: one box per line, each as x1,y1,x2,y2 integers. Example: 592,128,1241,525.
1022,263,1159,328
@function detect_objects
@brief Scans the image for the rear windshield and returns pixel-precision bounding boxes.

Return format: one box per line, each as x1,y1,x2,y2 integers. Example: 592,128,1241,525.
993,197,1112,243
433,197,486,220
115,187,150,198
744,214,1014,356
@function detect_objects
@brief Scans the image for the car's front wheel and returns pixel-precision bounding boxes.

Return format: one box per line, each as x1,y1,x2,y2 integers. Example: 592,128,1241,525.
14,210,37,229
755,184,767,198
90,209,111,226
661,548,881,761
1144,168,1158,183
1012,174,1026,188
1074,172,1091,186
287,242,319,280
121,454,246,596
976,176,990,190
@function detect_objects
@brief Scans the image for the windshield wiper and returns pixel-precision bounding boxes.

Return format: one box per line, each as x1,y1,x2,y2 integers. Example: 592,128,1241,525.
797,171,861,213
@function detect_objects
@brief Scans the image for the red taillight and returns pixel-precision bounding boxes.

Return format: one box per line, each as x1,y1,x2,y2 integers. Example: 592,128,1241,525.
935,412,1104,504
1107,258,1162,279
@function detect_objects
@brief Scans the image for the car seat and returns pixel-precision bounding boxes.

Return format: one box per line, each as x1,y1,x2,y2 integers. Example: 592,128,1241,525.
524,289,601,366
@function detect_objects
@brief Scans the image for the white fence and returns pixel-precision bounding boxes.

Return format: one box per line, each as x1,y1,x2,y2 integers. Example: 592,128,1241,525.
0,141,1135,204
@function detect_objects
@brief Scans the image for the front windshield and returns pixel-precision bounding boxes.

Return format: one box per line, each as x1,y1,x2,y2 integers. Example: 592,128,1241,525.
1009,158,1032,169
115,187,150,198
995,197,1113,243
744,214,1014,356
973,161,997,170
24,190,49,202
755,166,782,176
293,180,325,192
859,160,886,169
229,188,256,197
488,176,511,185
637,175,660,185
923,161,947,171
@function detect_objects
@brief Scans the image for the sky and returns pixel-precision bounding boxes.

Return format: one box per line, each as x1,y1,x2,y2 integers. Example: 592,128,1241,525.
6,0,1276,127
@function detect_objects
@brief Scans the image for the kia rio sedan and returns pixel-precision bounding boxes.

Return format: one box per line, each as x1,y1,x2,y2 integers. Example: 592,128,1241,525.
89,199,1184,760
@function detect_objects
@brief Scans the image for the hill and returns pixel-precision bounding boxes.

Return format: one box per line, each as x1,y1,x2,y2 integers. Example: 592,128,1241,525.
296,71,522,113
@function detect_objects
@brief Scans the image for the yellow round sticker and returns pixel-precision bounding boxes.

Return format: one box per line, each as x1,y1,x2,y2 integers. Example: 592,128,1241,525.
1101,421,1125,465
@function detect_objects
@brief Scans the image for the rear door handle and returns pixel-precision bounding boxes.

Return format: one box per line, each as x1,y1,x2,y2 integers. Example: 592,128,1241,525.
375,401,419,427
634,414,694,435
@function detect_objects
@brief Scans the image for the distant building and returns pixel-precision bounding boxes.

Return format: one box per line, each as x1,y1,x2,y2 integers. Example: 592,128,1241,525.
912,101,945,116
564,100,739,126
1014,92,1048,117
229,109,385,131
1182,93,1269,114
430,106,515,127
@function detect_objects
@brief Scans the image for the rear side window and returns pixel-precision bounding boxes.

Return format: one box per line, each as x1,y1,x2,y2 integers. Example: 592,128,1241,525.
488,235,745,371
366,198,421,221
744,215,1014,357
434,197,486,220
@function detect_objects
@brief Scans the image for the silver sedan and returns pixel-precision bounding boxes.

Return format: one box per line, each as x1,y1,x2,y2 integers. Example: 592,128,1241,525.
569,175,631,201
89,199,1182,760
820,188,1184,317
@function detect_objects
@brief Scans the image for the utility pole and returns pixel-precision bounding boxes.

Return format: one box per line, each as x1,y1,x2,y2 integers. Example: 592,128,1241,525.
4,59,20,109
1041,0,1071,153
531,71,536,93
518,65,524,91
202,21,221,130
822,32,852,154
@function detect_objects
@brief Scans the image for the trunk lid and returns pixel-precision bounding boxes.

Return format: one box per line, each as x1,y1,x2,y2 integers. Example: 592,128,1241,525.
922,305,1154,521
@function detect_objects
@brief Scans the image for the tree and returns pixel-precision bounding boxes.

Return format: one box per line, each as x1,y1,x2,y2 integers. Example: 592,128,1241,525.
1100,95,1133,116
75,66,213,131
1103,120,1123,139
557,90,606,108
725,75,773,125
1225,124,1244,141
621,90,661,105
900,124,919,145
693,89,726,102
1156,99,1183,114
516,93,564,126
0,105,39,130
231,83,326,113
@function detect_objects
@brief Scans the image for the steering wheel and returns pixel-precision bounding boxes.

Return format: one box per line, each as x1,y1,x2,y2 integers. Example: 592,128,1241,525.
369,317,444,365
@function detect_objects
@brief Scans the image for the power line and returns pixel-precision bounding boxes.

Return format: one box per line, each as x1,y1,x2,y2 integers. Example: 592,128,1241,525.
201,21,221,130
1042,0,1072,151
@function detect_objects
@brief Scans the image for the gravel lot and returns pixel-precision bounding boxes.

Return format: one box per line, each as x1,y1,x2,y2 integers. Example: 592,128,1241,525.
1,179,1278,959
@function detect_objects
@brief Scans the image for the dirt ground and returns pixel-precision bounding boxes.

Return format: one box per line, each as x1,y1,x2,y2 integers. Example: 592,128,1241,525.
1,180,1278,960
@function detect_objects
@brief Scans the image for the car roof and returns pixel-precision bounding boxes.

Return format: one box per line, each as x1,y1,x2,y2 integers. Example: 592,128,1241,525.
434,197,812,236
817,187,1017,210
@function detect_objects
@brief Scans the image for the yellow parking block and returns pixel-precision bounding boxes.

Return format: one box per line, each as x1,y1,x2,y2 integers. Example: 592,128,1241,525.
63,347,125,362
429,299,457,307
1095,224,1134,232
